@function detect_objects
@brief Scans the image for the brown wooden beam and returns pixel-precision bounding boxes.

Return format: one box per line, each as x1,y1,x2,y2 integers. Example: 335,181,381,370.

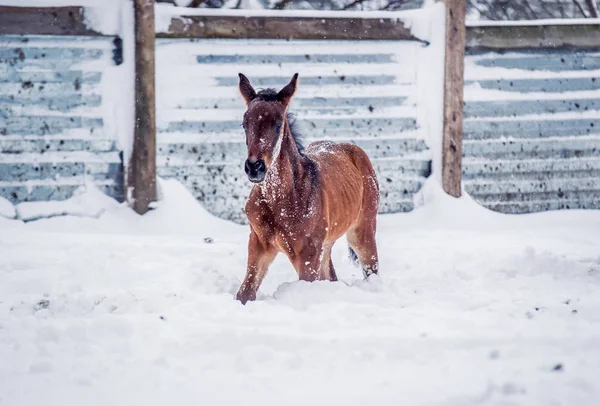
584,0,599,18
442,0,466,198
129,0,157,215
0,7,103,36
466,23,600,50
157,15,423,41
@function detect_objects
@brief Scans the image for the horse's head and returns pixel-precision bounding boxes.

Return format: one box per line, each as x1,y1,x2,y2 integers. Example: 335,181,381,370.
238,73,298,183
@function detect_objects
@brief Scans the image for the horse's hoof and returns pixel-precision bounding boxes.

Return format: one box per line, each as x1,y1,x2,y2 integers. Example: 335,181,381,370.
236,290,255,305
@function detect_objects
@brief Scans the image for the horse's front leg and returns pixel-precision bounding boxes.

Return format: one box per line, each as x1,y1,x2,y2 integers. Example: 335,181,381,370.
236,231,277,305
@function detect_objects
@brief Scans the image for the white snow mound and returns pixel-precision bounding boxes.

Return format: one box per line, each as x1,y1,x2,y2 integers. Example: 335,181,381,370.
0,196,16,219
15,183,122,222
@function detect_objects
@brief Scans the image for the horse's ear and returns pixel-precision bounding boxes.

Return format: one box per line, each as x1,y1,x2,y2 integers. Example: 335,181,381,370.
238,73,256,105
277,73,299,108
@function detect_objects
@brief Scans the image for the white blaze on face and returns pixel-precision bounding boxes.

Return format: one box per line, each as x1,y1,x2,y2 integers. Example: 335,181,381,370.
263,123,284,200
271,121,285,163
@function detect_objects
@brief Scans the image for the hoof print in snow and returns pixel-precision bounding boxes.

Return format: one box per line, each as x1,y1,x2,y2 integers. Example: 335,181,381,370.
552,363,564,372
34,299,50,311
203,237,214,244
489,350,500,360
160,315,166,321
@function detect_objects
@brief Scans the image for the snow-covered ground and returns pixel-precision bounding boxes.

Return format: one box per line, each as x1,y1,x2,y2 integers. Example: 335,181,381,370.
1,178,599,406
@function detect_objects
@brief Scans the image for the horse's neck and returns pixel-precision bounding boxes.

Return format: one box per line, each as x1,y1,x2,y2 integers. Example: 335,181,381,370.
261,128,304,203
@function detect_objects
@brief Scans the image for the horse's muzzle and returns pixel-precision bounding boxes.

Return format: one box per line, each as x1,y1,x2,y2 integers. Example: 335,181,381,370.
245,158,266,183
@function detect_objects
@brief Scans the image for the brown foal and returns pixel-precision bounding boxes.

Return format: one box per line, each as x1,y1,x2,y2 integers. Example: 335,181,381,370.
235,73,380,304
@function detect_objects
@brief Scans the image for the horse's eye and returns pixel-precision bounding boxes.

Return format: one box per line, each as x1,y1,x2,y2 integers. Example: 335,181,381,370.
275,124,282,133
241,123,246,130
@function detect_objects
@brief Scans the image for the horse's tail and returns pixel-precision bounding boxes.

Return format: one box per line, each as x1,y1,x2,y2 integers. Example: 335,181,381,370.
348,246,360,268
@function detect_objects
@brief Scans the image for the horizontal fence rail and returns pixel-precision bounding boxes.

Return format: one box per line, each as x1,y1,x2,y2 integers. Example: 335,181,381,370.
0,6,103,36
466,21,600,50
158,14,421,41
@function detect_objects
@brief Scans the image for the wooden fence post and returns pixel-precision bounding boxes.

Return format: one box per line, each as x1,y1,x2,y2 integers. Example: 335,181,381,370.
129,0,156,214
442,0,466,198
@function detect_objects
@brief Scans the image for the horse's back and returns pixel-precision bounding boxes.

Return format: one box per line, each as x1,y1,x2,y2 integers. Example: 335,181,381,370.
306,141,378,190
305,141,379,240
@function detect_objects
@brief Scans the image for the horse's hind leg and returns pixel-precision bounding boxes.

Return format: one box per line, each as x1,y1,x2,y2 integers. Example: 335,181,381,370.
346,146,379,278
347,221,379,278
347,182,379,278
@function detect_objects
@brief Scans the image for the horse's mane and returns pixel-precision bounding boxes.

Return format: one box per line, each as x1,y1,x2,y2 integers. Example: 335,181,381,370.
256,88,305,154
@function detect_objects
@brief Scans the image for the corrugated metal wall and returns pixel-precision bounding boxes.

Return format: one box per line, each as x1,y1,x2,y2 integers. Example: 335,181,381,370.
0,35,123,205
463,49,600,213
156,39,431,224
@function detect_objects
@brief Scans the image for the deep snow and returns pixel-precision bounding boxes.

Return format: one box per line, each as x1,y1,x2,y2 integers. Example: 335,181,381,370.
1,178,599,406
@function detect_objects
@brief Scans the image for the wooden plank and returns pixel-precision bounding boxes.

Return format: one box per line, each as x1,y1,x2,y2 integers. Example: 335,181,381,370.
129,0,157,214
157,15,423,41
0,7,103,36
585,0,599,18
466,24,600,50
442,0,466,198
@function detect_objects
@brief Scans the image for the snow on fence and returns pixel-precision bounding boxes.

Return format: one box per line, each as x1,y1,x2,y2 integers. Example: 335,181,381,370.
462,21,600,213
0,22,125,206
